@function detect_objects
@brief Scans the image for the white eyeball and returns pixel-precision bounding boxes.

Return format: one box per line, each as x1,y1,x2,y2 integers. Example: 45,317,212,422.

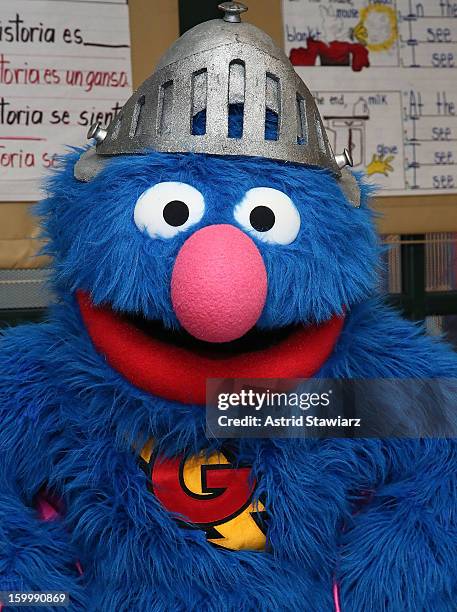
234,187,301,245
134,182,205,239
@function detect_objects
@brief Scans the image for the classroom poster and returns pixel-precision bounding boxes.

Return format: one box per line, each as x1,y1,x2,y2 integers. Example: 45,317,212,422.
283,0,457,195
0,0,132,201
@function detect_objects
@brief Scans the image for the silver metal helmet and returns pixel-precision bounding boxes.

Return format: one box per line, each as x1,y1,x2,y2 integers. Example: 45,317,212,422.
74,2,360,206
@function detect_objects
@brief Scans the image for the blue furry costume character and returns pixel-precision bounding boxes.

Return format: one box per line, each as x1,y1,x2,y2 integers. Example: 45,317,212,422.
1,5,456,611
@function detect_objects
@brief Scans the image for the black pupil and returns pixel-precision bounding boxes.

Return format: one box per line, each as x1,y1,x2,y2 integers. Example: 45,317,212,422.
249,205,275,232
163,200,190,227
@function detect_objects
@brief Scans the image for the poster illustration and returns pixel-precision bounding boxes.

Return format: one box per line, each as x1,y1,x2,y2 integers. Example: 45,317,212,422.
283,0,457,195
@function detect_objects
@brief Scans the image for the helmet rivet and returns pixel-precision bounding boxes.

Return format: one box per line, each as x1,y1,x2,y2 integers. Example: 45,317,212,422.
335,148,354,169
87,122,107,144
218,2,248,23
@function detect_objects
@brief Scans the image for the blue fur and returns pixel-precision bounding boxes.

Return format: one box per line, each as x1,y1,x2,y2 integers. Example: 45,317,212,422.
1,299,456,611
38,146,378,329
1,133,456,611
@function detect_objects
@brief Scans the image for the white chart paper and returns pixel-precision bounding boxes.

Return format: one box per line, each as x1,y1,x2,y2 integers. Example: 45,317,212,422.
0,0,132,201
282,0,457,195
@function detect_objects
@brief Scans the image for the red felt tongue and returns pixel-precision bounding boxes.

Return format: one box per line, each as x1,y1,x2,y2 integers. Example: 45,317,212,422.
77,290,344,405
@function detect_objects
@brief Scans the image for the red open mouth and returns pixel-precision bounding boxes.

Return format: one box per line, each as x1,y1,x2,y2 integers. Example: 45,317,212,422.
77,290,345,405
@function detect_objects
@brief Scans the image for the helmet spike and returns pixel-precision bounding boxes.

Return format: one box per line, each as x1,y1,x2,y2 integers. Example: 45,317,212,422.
218,2,248,23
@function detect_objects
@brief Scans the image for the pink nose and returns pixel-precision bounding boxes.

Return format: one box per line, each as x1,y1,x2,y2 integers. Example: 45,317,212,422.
171,224,267,343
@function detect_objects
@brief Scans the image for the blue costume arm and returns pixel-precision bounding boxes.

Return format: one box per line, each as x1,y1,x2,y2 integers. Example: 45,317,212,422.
0,325,86,610
320,301,457,611
338,438,457,611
